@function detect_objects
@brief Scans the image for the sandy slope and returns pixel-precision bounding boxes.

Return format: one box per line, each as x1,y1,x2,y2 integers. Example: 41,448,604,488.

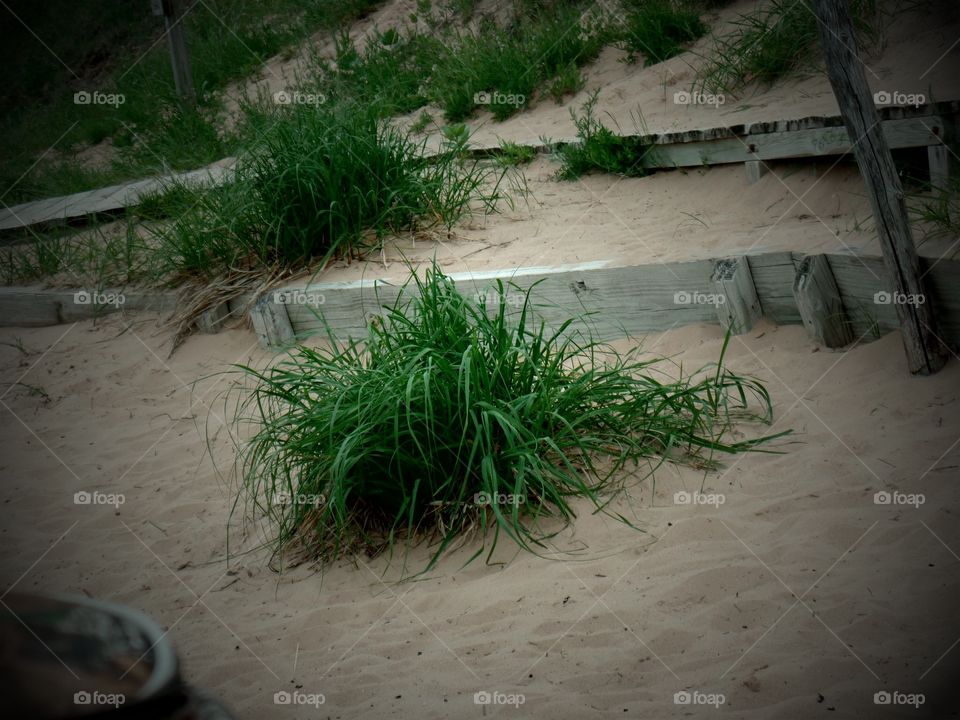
1,315,958,719
221,0,960,283
283,154,955,288
228,0,960,143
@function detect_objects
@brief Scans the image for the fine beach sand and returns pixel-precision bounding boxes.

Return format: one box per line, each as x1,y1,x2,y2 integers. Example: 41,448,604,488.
3,0,960,717
1,316,958,718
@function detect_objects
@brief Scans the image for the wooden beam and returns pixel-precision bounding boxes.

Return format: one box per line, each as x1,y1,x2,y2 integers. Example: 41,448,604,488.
196,301,230,334
745,160,769,184
249,295,295,348
793,255,853,348
928,145,950,190
641,117,943,170
711,257,762,334
162,0,195,106
814,0,948,375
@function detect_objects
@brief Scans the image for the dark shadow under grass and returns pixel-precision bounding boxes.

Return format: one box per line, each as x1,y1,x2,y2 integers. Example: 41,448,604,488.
229,263,789,576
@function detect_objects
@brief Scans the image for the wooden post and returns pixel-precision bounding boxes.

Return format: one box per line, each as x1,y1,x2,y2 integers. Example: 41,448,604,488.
196,301,230,334
793,255,854,348
712,256,762,334
928,145,950,190
745,159,769,184
250,296,295,348
160,0,195,106
813,0,947,375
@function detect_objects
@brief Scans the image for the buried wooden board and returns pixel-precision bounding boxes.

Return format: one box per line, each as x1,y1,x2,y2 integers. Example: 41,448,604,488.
0,287,177,327
826,254,960,346
642,117,943,169
746,252,802,325
282,260,722,342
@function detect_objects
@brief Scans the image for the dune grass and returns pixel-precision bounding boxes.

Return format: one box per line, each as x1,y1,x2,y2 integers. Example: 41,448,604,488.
554,92,653,180
152,102,509,280
230,263,787,573
617,0,708,65
698,0,878,93
0,0,385,203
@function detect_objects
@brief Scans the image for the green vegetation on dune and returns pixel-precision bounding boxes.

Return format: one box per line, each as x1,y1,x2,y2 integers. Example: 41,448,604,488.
0,0,386,203
2,0,724,202
151,101,510,280
230,262,786,572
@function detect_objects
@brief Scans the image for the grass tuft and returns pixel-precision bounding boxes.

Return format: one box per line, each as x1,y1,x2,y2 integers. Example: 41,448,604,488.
698,0,878,93
153,102,509,280
617,0,707,65
230,262,787,573
554,92,653,180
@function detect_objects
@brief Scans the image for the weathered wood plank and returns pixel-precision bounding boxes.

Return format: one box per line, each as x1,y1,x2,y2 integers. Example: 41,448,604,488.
284,261,720,343
711,257,762,334
815,0,948,374
643,117,943,169
249,296,295,348
0,287,177,327
793,254,854,347
748,252,802,325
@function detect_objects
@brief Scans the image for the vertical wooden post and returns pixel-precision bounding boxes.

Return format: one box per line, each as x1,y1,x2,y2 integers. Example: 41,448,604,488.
813,0,947,375
250,295,295,349
161,0,195,106
793,255,854,348
712,256,762,335
745,159,769,185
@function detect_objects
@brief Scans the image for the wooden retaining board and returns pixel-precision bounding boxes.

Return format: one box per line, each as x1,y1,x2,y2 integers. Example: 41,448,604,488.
282,260,721,343
0,287,177,327
1,254,956,354
642,117,943,169
826,254,960,345
746,252,802,325
280,253,960,350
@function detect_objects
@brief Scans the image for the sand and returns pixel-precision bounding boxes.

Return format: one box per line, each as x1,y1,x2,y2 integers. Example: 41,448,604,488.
218,0,960,286
1,315,958,719
298,154,957,289
3,1,960,717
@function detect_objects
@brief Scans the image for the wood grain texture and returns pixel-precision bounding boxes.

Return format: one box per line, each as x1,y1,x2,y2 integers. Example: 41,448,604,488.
814,0,948,374
793,254,854,348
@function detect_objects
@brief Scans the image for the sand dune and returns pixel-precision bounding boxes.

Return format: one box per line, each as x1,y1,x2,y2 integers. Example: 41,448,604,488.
1,316,958,718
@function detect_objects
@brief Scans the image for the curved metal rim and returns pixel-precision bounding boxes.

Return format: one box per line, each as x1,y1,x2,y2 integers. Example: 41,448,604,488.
48,593,180,701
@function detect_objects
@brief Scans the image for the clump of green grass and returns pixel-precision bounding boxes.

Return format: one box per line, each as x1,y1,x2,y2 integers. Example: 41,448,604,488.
497,141,538,167
313,28,442,117
428,5,609,121
0,219,152,288
1,0,385,203
230,263,785,572
555,92,653,180
154,102,508,279
617,0,707,65
698,0,877,93
410,110,435,134
547,61,586,103
909,176,960,240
